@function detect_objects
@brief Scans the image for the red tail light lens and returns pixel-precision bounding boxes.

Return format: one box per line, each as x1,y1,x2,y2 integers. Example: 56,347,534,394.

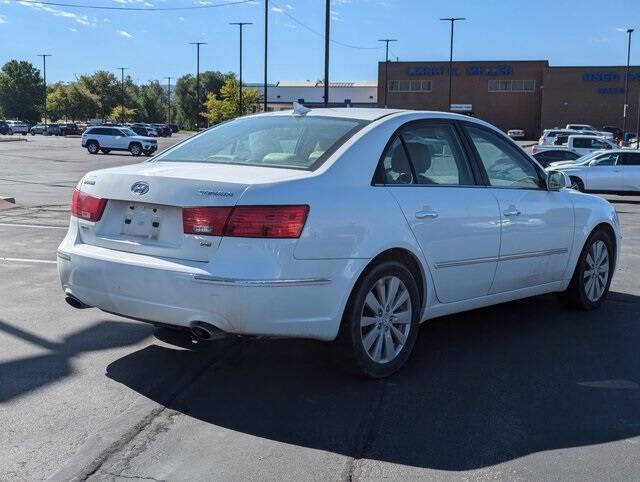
224,205,309,238
71,189,107,222
183,207,233,236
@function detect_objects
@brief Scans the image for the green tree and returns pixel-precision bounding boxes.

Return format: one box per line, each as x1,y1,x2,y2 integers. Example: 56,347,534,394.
110,105,137,123
79,71,120,120
47,83,100,122
138,81,168,123
203,78,261,124
0,60,44,123
175,71,234,129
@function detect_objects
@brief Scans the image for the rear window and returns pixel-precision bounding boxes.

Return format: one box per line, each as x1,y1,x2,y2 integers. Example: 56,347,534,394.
155,115,368,170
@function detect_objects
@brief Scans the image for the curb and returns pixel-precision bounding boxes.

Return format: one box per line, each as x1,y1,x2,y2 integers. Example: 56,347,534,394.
0,137,27,142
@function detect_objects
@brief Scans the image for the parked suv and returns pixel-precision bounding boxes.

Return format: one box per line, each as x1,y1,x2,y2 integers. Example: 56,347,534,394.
6,120,28,135
81,126,157,156
61,123,80,135
152,123,172,137
0,120,11,135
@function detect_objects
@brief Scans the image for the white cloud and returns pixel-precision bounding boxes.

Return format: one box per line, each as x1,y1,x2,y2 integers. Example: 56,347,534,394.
17,1,93,26
330,9,343,21
178,16,185,21
103,18,111,22
68,27,77,32
117,29,133,38
0,14,6,23
286,3,294,9
114,0,153,5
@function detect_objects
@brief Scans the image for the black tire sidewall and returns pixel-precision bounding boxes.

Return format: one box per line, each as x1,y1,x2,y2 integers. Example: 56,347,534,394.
342,261,420,378
130,143,141,156
572,230,614,309
87,141,99,154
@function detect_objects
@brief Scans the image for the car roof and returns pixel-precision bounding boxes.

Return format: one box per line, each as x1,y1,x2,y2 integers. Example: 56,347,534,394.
262,107,405,121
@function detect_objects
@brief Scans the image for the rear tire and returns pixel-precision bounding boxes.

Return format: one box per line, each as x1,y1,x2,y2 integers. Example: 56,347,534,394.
561,228,614,310
570,177,584,192
86,141,99,154
129,143,142,156
334,260,420,378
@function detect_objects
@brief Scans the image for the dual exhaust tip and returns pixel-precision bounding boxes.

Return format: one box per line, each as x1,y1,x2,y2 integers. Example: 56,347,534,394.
65,293,226,341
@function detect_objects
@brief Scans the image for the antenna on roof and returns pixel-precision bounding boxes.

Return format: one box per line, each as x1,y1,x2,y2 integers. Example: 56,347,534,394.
292,101,311,116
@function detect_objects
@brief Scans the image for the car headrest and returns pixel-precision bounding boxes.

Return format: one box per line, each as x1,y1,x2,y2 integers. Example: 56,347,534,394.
404,142,431,172
391,146,410,174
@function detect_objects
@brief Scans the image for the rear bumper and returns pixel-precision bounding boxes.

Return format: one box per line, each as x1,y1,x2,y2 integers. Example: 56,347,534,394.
57,227,366,341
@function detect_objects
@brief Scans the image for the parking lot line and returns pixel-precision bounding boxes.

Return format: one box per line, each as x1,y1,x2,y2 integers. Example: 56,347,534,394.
0,223,67,230
0,257,57,264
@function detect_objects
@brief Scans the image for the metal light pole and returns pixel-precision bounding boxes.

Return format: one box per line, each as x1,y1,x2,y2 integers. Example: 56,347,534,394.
264,0,268,112
230,22,252,117
378,39,397,108
117,67,128,122
165,76,172,124
440,17,465,111
622,28,634,136
324,0,330,107
38,54,51,126
189,41,207,129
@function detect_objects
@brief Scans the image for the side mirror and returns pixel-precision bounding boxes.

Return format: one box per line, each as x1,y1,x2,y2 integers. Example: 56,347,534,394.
547,171,568,191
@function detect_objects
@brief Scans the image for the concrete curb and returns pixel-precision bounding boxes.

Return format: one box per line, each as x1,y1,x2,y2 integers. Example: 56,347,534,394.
0,137,27,142
48,397,164,481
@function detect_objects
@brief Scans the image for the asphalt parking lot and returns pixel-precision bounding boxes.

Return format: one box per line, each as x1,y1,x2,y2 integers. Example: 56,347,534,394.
1,135,639,480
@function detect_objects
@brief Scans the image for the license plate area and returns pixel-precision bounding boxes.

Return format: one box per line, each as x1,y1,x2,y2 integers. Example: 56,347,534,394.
122,203,163,239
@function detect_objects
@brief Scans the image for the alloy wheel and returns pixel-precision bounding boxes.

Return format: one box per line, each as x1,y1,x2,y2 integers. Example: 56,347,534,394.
584,240,609,302
360,275,412,364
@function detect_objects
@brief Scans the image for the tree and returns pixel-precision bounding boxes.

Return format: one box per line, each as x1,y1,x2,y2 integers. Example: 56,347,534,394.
174,71,235,129
203,78,261,124
0,60,44,123
79,71,120,120
110,105,137,123
138,81,167,123
47,82,100,122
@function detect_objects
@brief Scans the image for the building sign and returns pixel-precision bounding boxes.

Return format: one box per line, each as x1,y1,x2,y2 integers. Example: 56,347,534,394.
408,65,513,77
582,71,640,94
450,104,473,112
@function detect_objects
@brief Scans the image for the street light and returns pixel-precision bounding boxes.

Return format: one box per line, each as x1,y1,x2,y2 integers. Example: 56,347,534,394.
38,54,51,126
264,0,268,112
230,22,252,117
620,28,634,137
440,17,465,111
189,41,207,129
117,67,128,122
324,0,330,107
378,39,397,108
165,76,172,125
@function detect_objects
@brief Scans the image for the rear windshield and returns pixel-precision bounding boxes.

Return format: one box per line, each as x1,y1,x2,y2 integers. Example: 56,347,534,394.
155,115,368,170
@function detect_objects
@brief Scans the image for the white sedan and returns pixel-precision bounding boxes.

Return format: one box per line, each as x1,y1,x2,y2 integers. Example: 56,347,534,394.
58,108,621,377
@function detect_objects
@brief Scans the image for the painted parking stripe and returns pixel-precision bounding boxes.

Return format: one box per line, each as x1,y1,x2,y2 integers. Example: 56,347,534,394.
0,223,67,230
0,257,57,264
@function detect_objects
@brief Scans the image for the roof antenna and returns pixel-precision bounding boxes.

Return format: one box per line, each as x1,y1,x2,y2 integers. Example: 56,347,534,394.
292,101,311,116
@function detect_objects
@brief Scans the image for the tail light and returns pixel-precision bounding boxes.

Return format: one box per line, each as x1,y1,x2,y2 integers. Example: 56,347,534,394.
182,205,309,239
183,207,232,236
71,189,107,222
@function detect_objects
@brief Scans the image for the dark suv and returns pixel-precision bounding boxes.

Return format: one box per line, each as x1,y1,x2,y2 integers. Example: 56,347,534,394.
152,123,172,137
1,120,13,135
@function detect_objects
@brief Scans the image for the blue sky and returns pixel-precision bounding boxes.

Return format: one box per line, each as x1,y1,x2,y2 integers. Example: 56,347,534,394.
0,0,639,85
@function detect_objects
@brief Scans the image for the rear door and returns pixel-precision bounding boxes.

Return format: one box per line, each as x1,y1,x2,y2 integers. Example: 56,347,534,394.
622,152,640,192
584,152,623,191
462,123,574,293
378,120,501,303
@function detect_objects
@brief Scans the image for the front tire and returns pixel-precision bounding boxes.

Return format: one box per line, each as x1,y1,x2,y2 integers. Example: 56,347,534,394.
86,141,99,154
129,143,142,156
562,229,614,310
334,261,420,378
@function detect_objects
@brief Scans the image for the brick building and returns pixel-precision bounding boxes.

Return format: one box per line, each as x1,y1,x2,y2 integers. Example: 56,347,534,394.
378,60,640,139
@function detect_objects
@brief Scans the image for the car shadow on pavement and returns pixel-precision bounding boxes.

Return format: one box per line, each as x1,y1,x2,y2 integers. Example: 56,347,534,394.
105,292,640,471
0,319,150,403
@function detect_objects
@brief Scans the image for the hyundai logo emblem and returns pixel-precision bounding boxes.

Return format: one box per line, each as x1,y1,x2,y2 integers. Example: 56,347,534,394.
131,181,150,195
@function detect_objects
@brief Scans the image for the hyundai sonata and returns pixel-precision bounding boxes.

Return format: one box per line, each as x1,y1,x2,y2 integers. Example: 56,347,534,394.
58,108,621,377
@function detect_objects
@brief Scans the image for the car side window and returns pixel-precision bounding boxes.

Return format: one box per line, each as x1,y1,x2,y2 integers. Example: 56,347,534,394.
400,124,474,185
623,153,640,166
381,137,413,184
465,125,544,189
573,138,589,148
591,139,608,149
594,153,618,166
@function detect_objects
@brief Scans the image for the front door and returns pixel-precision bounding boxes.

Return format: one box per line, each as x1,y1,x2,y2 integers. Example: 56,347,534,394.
463,124,574,294
585,152,623,191
378,121,501,303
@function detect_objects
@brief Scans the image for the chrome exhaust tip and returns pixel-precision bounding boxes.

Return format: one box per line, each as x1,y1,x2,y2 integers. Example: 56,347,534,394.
190,322,227,341
65,295,90,309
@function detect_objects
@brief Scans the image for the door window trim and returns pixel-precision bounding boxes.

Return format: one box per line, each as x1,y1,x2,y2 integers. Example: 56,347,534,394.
372,118,483,188
458,121,548,190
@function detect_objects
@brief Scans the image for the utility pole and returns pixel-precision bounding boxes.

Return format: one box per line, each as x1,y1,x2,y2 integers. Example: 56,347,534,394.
38,54,51,126
622,28,634,138
264,0,268,112
440,17,465,111
636,93,640,149
230,22,252,117
117,67,128,122
378,39,397,108
189,41,207,129
324,0,330,107
165,76,172,125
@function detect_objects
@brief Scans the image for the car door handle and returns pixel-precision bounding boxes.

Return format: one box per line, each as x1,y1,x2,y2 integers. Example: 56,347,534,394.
415,210,439,219
503,209,521,217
